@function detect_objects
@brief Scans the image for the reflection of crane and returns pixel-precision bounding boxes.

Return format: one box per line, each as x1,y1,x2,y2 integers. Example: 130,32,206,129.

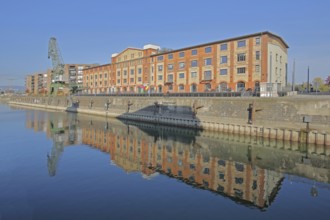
47,113,78,176
47,125,65,176
48,37,65,96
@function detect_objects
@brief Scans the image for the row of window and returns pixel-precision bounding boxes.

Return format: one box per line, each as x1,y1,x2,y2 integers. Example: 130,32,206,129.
117,52,143,62
116,68,143,76
87,65,260,85
86,73,108,80
156,37,261,60
87,61,263,82
157,52,261,71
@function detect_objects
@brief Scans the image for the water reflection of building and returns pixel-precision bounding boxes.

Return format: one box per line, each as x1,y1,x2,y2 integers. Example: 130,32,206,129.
81,120,283,209
25,110,82,176
23,110,330,207
25,110,82,145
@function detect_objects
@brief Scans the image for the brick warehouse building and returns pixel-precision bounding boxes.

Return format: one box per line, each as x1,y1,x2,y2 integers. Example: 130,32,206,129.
83,31,288,94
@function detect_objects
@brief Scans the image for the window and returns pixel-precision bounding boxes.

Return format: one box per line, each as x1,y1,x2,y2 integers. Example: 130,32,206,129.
237,53,246,62
158,65,163,71
179,84,184,90
276,54,278,61
237,40,246,48
256,51,260,60
203,168,210,174
256,37,260,45
168,84,173,90
235,177,244,184
205,47,212,53
237,67,246,74
191,49,197,55
280,56,282,63
220,56,227,64
168,54,173,59
204,71,212,80
138,68,142,74
204,58,212,66
117,71,120,76
123,79,127,83
179,73,185,78
255,65,260,72
124,70,127,76
95,75,97,79
86,76,89,80
191,84,197,92
131,54,134,59
220,69,227,75
204,83,211,91
130,78,134,83
191,71,197,78
179,62,185,69
219,82,227,92
191,60,198,67
158,75,163,80
235,162,244,172
104,73,107,78
179,52,185,58
117,79,120,84
138,77,142,82
168,74,173,82
95,82,97,86
190,164,196,170
130,69,134,75
168,64,173,71
252,180,257,190
220,43,227,51
218,160,226,166
157,56,164,61
99,74,102,78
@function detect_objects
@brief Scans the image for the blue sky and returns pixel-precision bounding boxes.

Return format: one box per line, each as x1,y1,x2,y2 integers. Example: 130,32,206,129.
0,0,329,86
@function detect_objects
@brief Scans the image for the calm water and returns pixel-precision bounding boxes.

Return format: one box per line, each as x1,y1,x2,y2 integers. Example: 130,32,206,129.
0,104,330,220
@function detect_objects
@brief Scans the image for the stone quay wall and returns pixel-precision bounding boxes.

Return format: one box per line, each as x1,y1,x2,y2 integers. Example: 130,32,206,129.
9,95,330,146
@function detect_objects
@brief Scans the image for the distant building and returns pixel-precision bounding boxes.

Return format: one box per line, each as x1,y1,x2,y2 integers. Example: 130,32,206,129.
63,64,97,92
25,74,36,95
25,72,48,95
26,64,96,95
83,31,288,94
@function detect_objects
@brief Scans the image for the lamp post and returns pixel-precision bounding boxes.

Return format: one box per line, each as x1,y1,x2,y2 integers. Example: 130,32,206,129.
307,66,310,93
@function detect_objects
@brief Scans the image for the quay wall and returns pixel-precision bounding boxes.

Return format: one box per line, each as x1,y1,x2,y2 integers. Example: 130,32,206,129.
9,95,330,146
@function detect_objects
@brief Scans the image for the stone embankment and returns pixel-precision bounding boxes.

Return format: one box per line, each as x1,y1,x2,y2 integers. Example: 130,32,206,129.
9,95,330,146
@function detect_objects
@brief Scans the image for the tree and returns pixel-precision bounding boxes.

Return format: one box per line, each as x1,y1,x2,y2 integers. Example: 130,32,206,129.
312,77,322,92
312,77,329,92
325,75,330,86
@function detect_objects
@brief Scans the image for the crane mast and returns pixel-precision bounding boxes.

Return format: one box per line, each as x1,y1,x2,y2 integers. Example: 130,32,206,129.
48,37,65,95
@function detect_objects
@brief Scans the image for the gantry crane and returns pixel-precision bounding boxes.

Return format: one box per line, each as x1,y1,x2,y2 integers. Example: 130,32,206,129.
48,37,66,96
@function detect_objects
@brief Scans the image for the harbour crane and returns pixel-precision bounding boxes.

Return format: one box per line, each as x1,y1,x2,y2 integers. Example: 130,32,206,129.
48,37,65,96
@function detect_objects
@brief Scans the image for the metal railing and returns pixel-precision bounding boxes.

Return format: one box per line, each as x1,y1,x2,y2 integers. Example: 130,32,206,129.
76,92,244,97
